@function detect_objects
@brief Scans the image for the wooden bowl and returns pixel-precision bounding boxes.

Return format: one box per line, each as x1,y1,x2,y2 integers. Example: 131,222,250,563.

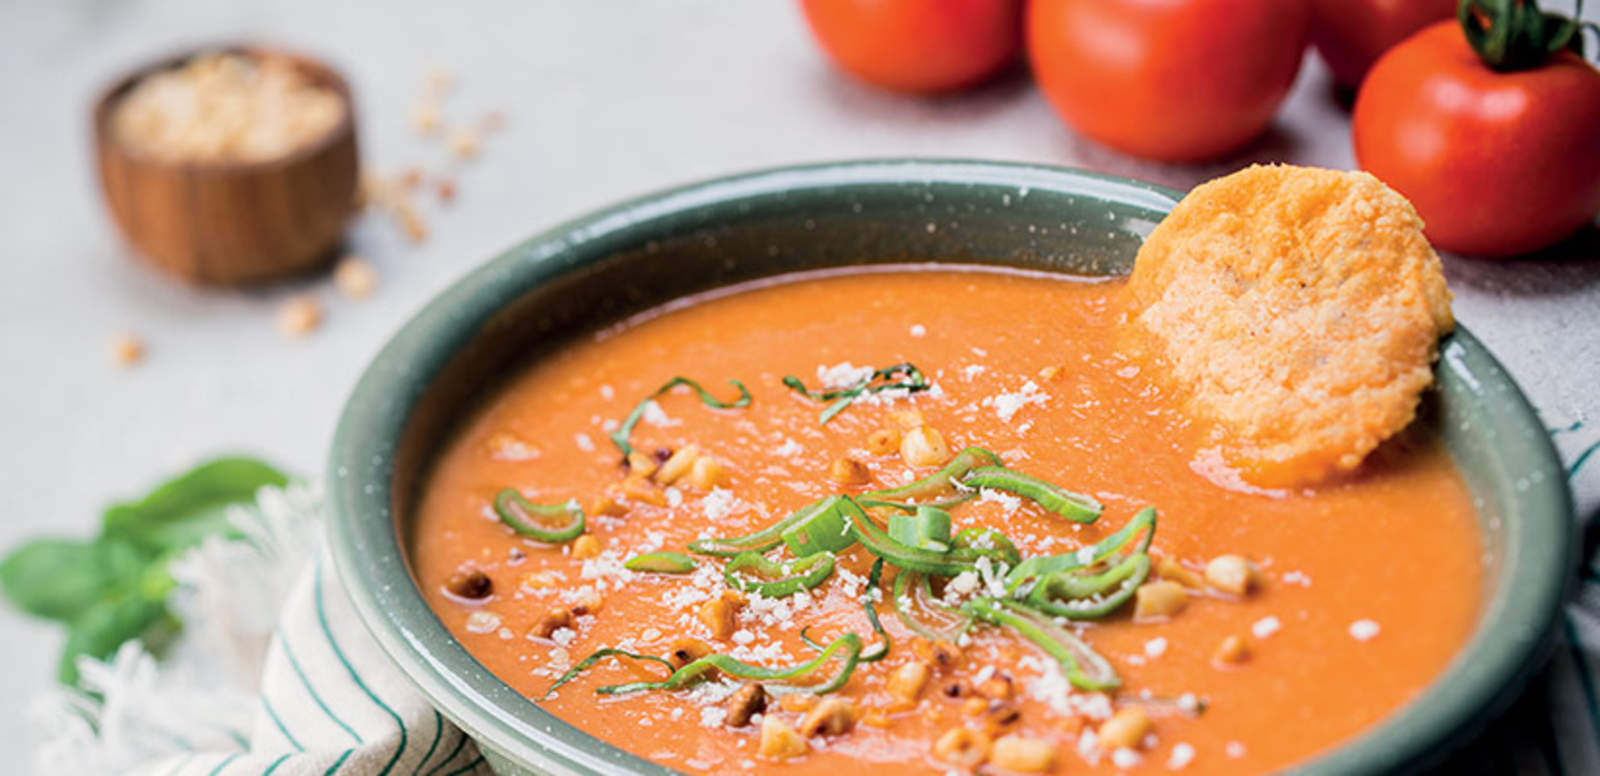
92,45,360,287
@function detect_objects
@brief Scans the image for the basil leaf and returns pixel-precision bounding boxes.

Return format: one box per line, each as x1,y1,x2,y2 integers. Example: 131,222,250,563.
101,457,287,554
0,538,144,623
57,595,173,685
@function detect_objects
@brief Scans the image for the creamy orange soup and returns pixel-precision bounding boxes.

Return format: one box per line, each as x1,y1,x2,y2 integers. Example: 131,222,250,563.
413,267,1483,774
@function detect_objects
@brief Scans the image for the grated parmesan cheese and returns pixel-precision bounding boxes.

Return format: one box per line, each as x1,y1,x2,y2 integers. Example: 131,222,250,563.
1167,743,1196,770
1349,619,1381,641
1251,616,1281,638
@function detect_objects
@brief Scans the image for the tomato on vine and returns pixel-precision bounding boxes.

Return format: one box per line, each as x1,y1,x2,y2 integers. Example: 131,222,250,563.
1311,0,1458,88
1354,0,1600,257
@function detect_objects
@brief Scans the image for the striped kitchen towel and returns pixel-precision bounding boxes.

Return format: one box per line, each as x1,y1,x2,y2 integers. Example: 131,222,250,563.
29,486,489,776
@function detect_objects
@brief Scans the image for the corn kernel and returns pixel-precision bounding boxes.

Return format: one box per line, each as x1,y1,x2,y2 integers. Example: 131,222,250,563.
933,727,991,768
758,714,808,760
698,594,741,641
626,451,658,479
886,661,930,703
799,698,856,738
1156,557,1205,589
1134,580,1190,622
655,444,700,485
828,457,871,485
889,409,926,430
690,456,728,490
1214,634,1251,666
1098,707,1152,751
866,427,902,456
991,734,1055,773
571,534,601,560
1205,554,1261,596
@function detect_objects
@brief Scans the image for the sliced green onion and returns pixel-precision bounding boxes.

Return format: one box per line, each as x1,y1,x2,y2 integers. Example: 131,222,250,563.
689,496,838,558
623,551,697,574
599,632,864,696
608,376,751,456
802,558,890,662
961,466,1102,523
963,597,1119,691
887,506,952,552
539,647,675,700
494,488,586,543
779,496,856,557
951,527,1021,567
1027,553,1150,620
724,551,836,597
864,447,1002,507
782,363,931,424
842,497,979,576
1005,507,1157,594
892,570,973,642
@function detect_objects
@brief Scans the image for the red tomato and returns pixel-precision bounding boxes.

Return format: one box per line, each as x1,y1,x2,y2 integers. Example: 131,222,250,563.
799,0,1022,94
1353,21,1600,257
1310,0,1456,88
1027,0,1311,163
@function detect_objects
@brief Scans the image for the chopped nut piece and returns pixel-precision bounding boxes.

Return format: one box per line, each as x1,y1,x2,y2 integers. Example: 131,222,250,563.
758,713,808,760
889,409,926,430
1205,554,1261,596
980,700,1023,735
991,734,1056,773
925,639,963,673
690,456,728,490
887,661,931,703
590,493,628,518
698,593,742,641
1098,707,1153,751
110,332,145,368
668,637,711,669
978,675,1016,701
799,698,856,738
445,568,492,600
276,295,322,338
529,607,574,639
828,457,871,485
1214,634,1251,666
866,427,902,456
411,103,439,135
333,255,378,299
1134,580,1190,622
726,684,768,728
933,727,991,768
655,445,701,485
450,128,480,159
900,426,952,468
1156,557,1206,589
571,534,601,560
625,451,659,478
621,475,668,506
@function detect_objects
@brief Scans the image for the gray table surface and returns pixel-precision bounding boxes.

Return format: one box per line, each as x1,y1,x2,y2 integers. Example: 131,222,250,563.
2,0,1597,766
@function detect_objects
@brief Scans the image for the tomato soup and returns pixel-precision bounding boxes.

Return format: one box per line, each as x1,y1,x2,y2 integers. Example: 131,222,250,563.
412,266,1483,774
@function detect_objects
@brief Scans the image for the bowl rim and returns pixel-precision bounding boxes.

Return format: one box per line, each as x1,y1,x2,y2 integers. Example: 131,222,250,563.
327,159,1574,776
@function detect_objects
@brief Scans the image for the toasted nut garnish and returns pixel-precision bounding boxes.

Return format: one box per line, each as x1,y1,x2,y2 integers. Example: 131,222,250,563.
1134,580,1190,622
928,640,962,672
445,568,492,600
668,637,711,669
991,734,1056,773
529,607,574,639
621,475,668,506
111,332,146,367
799,698,856,738
276,295,322,338
698,594,742,641
887,661,931,704
726,683,768,728
571,534,602,560
1156,557,1205,589
759,713,808,760
626,451,659,478
655,445,701,485
933,727,991,768
889,409,926,430
981,700,1023,735
866,427,902,456
334,255,378,299
1213,634,1251,666
978,675,1015,701
1097,707,1152,751
690,456,728,490
590,493,628,518
900,426,952,468
1205,554,1261,596
828,457,872,485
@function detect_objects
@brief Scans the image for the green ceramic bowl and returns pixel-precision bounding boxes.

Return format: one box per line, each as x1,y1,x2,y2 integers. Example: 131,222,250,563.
327,160,1573,775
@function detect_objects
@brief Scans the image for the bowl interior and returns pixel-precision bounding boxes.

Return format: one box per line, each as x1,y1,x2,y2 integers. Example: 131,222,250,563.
328,160,1572,776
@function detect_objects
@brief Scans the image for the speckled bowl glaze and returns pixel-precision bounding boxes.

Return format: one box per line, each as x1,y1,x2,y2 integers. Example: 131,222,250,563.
328,160,1574,776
